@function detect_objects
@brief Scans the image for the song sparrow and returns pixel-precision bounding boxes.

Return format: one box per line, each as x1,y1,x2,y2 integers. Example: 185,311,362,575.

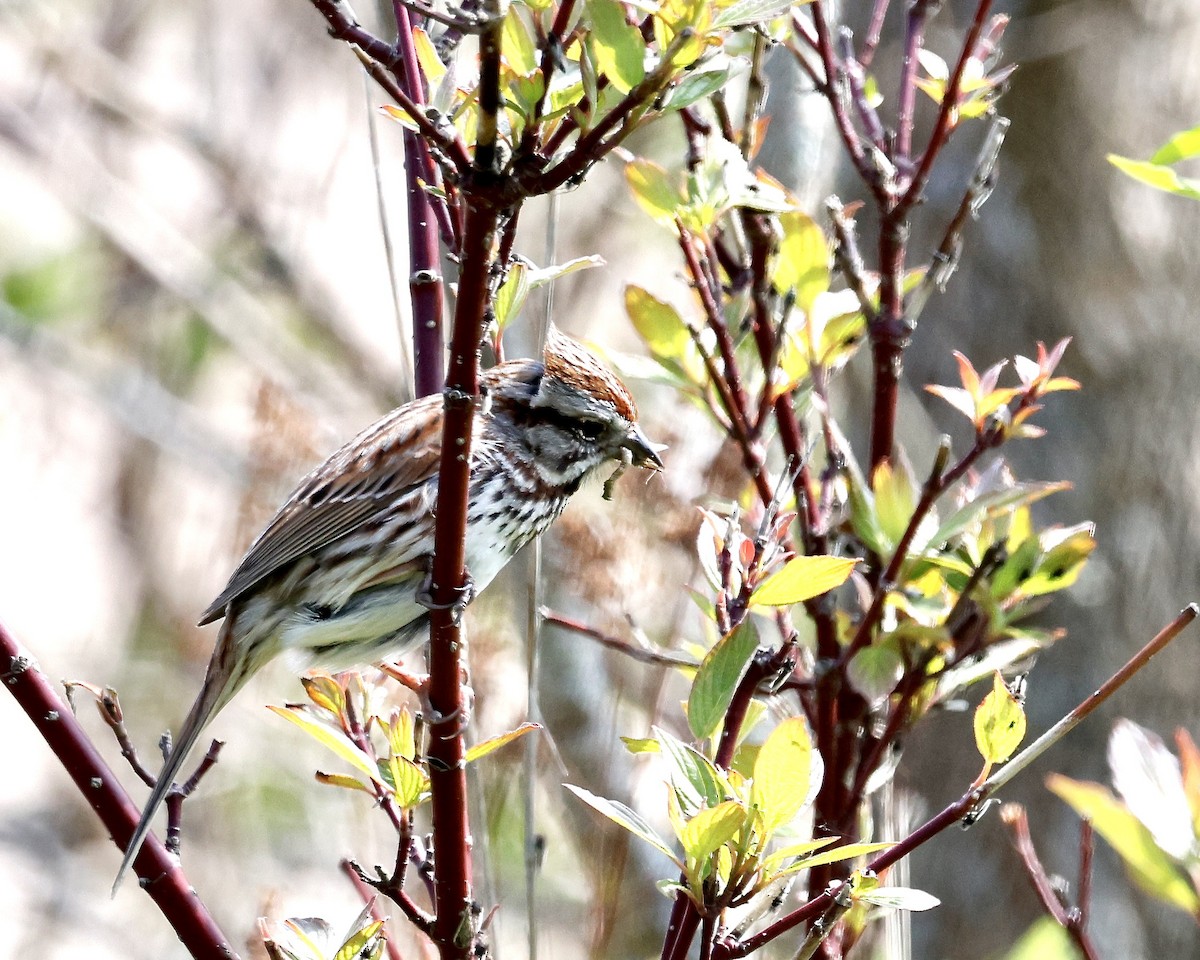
114,328,662,889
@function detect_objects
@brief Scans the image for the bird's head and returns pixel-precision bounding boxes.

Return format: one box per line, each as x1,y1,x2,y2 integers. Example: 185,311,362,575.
486,327,664,489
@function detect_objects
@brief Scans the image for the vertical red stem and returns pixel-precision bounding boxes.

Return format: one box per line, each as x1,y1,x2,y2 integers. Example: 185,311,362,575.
426,201,499,959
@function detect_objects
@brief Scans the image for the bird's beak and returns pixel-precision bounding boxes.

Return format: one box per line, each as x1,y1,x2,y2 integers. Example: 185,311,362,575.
622,424,665,471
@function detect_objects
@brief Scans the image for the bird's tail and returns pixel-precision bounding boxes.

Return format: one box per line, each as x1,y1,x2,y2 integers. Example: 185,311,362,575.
112,617,247,894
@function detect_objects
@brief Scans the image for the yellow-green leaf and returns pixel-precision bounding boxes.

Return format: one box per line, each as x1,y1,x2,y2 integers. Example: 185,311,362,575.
1048,774,1200,915
268,705,382,785
680,799,745,863
973,672,1026,764
752,717,821,834
688,621,759,740
750,555,858,608
502,7,539,75
773,211,830,313
625,284,691,362
465,721,541,763
626,159,686,225
776,841,893,878
566,784,682,866
585,0,645,94
1108,154,1200,201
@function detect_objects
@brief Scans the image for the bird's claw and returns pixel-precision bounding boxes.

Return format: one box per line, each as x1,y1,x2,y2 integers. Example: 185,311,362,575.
417,569,476,624
377,662,474,738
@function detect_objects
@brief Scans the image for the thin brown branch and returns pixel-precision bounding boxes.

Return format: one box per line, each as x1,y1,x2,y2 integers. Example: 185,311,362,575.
716,603,1198,958
1,623,238,958
540,608,696,668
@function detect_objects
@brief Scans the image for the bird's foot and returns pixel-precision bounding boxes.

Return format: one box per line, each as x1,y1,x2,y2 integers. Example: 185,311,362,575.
377,661,473,738
416,568,476,625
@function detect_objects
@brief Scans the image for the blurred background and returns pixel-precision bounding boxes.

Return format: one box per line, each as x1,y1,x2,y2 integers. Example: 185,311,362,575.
2,0,1199,957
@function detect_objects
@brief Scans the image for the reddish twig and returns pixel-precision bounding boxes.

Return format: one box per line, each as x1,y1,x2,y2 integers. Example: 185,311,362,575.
716,604,1198,957
1,622,238,958
1000,805,1101,960
425,201,500,960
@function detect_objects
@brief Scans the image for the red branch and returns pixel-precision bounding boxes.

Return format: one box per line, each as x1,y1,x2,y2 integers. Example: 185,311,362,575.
424,201,499,959
1,621,237,959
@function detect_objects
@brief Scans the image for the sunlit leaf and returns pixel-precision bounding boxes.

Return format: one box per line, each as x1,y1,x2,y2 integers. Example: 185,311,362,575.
332,920,386,960
776,841,893,877
622,736,661,754
679,800,745,872
847,646,903,706
773,211,830,312
465,722,541,763
1108,719,1194,861
752,716,821,834
268,706,382,785
712,0,794,26
1107,155,1200,201
586,0,645,93
493,260,531,329
502,6,539,75
314,771,373,794
999,917,1083,960
625,284,692,365
1021,523,1095,596
872,458,916,549
688,621,759,740
927,482,1070,548
750,556,858,608
626,158,686,224
566,784,682,866
1048,775,1200,914
855,886,941,911
974,672,1026,765
657,726,727,813
1150,125,1200,165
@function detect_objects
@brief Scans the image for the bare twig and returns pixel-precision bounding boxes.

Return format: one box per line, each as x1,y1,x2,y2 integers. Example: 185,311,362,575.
1,623,237,956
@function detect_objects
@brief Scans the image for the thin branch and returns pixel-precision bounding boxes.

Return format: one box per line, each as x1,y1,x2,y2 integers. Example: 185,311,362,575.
1000,806,1101,960
898,0,995,213
1,623,238,957
341,860,408,960
716,604,1198,958
540,608,697,668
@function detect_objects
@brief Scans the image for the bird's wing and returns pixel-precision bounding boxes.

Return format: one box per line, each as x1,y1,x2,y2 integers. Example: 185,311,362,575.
199,395,445,624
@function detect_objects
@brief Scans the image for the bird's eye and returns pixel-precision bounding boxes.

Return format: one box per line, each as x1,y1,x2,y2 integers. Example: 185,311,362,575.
575,419,606,441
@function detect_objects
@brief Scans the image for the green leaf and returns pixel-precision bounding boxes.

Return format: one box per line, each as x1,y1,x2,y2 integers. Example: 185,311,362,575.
385,754,429,808
1107,154,1200,201
855,886,941,911
712,0,794,27
268,706,382,786
333,920,386,960
664,60,738,111
687,621,760,740
625,284,691,361
626,159,686,225
750,555,859,608
585,0,645,94
679,799,745,866
1048,775,1200,914
525,254,605,288
493,260,531,330
1022,523,1095,596
657,725,726,813
761,836,839,872
926,482,1070,549
621,736,661,754
751,717,821,834
872,458,916,550
502,7,539,75
1149,124,1200,165
566,784,682,866
773,211,830,312
1000,918,1083,960
314,771,373,794
847,646,903,706
776,841,893,877
973,672,1026,764
465,721,541,763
